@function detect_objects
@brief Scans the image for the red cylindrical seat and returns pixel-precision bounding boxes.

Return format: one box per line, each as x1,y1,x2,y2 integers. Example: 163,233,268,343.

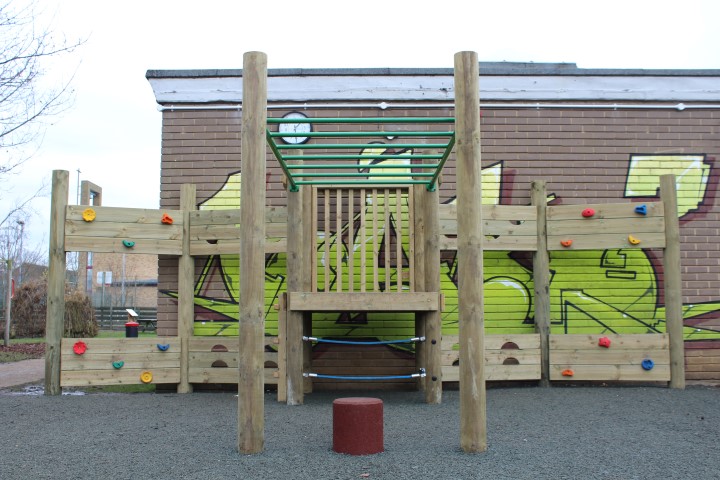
332,397,384,455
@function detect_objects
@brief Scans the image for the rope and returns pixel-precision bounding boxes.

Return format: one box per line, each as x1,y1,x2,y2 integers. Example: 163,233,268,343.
303,336,425,345
303,369,426,381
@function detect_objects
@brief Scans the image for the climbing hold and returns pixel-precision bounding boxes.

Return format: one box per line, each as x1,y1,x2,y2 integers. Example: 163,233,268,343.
582,208,595,218
561,369,574,377
598,337,612,348
641,359,655,371
561,239,573,247
634,204,648,215
73,341,87,355
628,235,641,245
161,213,174,225
112,361,124,369
82,208,96,222
157,343,170,352
140,371,153,383
122,240,135,248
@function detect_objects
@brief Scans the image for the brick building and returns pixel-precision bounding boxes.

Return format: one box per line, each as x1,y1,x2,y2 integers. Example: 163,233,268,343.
147,62,720,381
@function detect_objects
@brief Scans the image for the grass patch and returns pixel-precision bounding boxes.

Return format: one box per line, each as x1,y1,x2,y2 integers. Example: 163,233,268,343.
0,350,35,363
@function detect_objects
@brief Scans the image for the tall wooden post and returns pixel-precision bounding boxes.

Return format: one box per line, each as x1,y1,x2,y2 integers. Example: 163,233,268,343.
286,157,305,405
46,170,68,396
424,187,442,403
661,174,685,389
177,184,196,393
455,51,487,452
531,180,550,387
238,51,267,454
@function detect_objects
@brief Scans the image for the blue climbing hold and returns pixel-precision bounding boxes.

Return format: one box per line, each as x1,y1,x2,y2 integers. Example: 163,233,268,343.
157,343,170,351
122,239,135,248
634,205,648,215
641,358,655,371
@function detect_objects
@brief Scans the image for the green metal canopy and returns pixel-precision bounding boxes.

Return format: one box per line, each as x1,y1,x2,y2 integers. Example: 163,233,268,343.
266,116,455,192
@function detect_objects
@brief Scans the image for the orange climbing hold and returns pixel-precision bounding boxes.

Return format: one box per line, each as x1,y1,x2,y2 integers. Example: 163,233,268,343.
561,369,574,377
161,213,174,225
82,208,96,222
628,235,641,245
561,239,573,247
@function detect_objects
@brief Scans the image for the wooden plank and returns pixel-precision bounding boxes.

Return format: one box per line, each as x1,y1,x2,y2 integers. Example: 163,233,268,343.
372,189,379,291
46,170,68,396
547,202,664,220
424,188,442,403
189,369,278,384
62,354,181,370
190,239,286,256
190,207,286,225
178,184,195,394
441,364,541,382
549,334,669,350
360,188,367,292
441,350,541,366
384,189,391,287
61,368,180,386
65,220,183,240
532,180,551,387
65,206,184,224
439,236,538,252
311,187,318,292
336,188,342,292
407,186,415,292
324,189,330,292
550,350,669,365
547,216,665,236
396,188,402,293
65,237,182,255
61,338,181,354
547,232,665,250
442,334,541,351
549,364,670,381
661,175,684,389
439,218,538,236
289,292,439,312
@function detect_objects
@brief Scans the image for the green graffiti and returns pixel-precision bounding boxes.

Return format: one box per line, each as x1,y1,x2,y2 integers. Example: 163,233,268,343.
162,151,720,341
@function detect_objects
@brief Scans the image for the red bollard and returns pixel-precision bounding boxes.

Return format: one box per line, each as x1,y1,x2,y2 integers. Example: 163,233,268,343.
333,397,384,455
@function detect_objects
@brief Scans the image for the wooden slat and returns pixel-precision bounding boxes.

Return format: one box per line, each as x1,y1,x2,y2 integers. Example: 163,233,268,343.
61,354,181,370
549,334,669,350
549,364,670,381
61,368,181,386
441,350,541,366
324,189,330,292
407,186,415,292
66,206,184,224
442,364,541,381
65,237,181,255
189,336,278,351
190,239,286,256
61,338,181,354
336,188,342,292
289,292,439,312
372,189,379,291
384,189,391,288
348,189,354,293
65,220,183,240
547,202,664,220
547,216,665,236
396,188,402,293
360,188,367,292
547,232,665,250
189,369,278,384
442,334,541,351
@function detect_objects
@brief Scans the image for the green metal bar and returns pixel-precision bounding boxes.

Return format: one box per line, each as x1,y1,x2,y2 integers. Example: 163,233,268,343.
291,172,435,178
278,143,450,150
268,131,454,138
295,179,430,186
268,117,454,124
283,154,443,161
265,129,299,192
285,163,440,170
427,133,456,192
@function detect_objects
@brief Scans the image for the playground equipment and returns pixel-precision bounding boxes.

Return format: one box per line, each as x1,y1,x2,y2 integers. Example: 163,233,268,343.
45,52,685,456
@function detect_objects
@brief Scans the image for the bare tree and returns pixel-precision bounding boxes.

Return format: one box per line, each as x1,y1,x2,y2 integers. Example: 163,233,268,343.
0,0,84,228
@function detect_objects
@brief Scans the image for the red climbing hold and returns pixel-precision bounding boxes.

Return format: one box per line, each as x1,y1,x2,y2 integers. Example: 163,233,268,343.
598,337,611,348
161,213,174,225
561,239,573,247
582,208,595,218
73,341,87,355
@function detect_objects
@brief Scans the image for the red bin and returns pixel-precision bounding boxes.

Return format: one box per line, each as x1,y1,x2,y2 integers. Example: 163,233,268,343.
333,397,384,455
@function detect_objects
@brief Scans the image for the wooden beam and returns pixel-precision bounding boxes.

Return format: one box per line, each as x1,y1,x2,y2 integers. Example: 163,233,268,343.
661,174,685,389
288,292,439,312
424,188,442,404
177,184,195,393
45,170,68,396
455,51,487,453
238,51,267,454
413,185,427,392
531,181,550,387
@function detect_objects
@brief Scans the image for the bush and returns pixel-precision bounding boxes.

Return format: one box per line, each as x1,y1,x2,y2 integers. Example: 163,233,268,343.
11,280,98,338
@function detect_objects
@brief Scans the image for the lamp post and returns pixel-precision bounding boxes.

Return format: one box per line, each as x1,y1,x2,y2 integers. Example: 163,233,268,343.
16,220,24,286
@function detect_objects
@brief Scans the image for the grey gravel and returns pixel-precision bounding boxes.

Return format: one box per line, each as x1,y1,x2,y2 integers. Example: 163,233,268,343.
1,386,719,479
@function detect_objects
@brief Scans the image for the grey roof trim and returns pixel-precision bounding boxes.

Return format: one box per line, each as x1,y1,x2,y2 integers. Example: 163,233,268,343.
146,63,720,80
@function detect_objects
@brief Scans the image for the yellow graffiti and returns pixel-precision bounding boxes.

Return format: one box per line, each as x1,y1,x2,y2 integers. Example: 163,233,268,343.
625,154,710,217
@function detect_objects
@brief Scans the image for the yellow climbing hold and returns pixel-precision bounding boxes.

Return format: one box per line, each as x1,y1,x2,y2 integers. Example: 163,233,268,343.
140,371,153,383
628,235,641,245
82,208,96,222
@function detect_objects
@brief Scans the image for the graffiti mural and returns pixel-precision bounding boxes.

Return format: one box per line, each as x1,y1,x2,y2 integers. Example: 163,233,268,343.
161,151,720,341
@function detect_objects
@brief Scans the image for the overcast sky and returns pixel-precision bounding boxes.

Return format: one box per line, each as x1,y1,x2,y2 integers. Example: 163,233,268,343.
10,0,720,254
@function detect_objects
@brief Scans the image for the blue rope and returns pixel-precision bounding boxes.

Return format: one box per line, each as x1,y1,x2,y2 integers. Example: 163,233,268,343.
304,369,426,381
303,336,425,345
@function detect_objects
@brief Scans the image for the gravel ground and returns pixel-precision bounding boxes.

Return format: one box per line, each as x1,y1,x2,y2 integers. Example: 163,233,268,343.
1,385,719,480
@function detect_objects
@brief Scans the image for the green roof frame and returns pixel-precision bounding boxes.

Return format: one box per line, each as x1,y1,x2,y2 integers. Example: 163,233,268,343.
266,116,455,192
